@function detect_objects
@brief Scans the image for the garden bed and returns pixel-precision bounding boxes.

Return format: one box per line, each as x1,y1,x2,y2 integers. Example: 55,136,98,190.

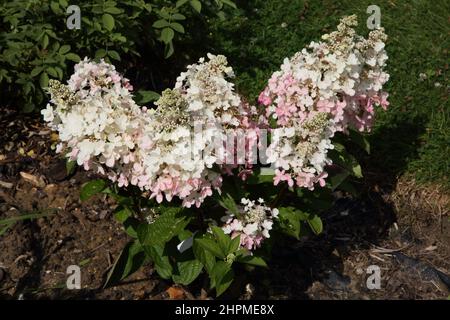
1,109,448,300
1,0,449,301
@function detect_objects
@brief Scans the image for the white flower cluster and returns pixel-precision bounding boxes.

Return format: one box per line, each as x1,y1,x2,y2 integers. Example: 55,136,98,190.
42,58,147,178
42,55,258,208
134,53,261,207
175,53,242,126
268,112,336,189
260,15,389,190
221,198,279,250
132,86,224,208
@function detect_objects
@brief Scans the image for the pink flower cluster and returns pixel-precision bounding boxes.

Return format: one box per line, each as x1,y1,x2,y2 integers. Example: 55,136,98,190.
68,57,134,96
42,58,148,183
260,15,390,190
221,198,279,250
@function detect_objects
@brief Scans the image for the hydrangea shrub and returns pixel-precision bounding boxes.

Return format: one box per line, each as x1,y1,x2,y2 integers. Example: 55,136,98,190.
42,16,389,296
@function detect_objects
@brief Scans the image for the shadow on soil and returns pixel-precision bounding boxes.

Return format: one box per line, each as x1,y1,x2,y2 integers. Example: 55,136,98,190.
242,117,428,299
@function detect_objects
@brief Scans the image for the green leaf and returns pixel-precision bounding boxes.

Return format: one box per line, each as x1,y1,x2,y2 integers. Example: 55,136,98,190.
164,41,174,58
216,192,239,216
228,235,240,254
95,49,107,59
193,239,216,273
102,13,115,31
106,190,133,207
221,0,237,9
195,238,225,259
211,225,231,255
152,19,170,29
47,30,58,40
329,145,362,179
333,142,345,153
41,34,49,49
104,240,145,288
172,13,186,20
161,27,174,44
352,164,363,178
108,50,121,61
66,159,76,175
123,217,140,238
104,0,117,6
80,179,106,201
278,207,302,239
143,3,152,13
23,83,33,95
46,67,58,78
211,261,234,296
158,9,171,20
246,169,275,185
65,53,81,62
58,45,71,55
30,66,44,77
307,215,323,235
50,1,61,14
137,207,190,246
236,254,267,267
143,243,173,279
172,259,203,285
190,0,202,13
134,90,160,105
55,66,63,80
114,206,132,223
176,0,189,8
170,22,185,33
178,229,193,242
39,72,49,88
104,7,122,14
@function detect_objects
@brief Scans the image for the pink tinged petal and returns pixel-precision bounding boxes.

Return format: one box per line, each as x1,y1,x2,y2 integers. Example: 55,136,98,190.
69,148,79,159
380,92,389,110
106,157,115,168
97,166,105,175
287,177,294,187
56,143,63,153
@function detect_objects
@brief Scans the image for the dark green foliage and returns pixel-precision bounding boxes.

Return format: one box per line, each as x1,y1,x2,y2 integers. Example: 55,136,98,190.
0,0,237,112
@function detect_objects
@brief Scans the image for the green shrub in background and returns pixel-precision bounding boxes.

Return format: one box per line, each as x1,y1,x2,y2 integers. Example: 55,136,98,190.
0,0,237,112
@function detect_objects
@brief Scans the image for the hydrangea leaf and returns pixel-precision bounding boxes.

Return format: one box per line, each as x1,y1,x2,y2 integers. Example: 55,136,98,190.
80,179,107,201
104,240,145,288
